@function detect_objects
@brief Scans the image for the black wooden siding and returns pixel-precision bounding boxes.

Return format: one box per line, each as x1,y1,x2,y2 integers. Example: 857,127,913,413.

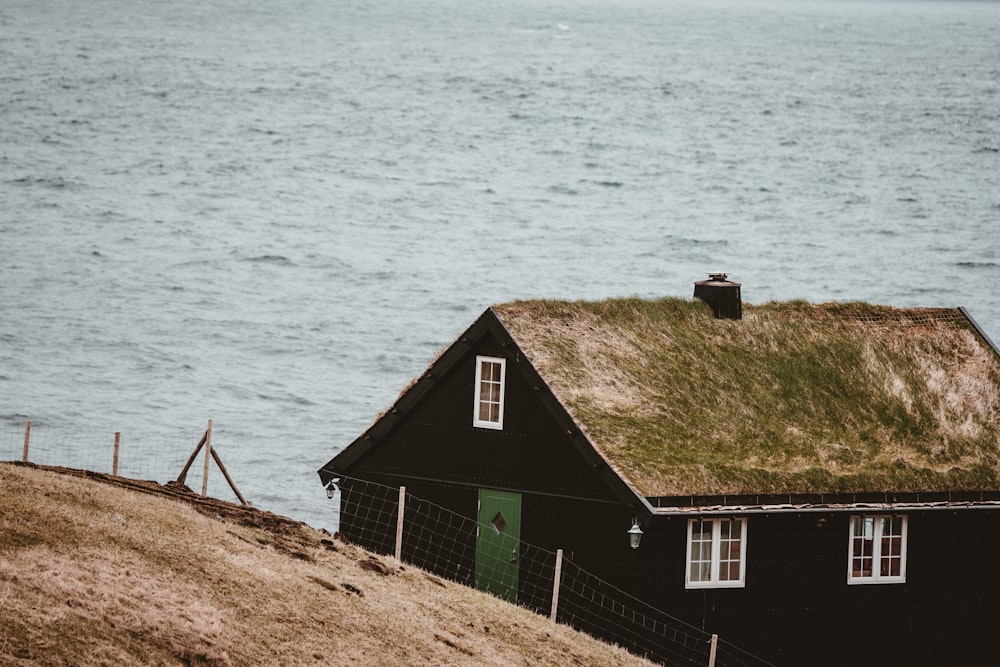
631,510,1000,667
346,323,623,502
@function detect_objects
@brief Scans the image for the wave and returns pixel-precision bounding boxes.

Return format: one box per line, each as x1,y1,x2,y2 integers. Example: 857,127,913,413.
1,413,33,426
256,392,318,407
955,261,1000,270
8,176,84,190
243,255,295,266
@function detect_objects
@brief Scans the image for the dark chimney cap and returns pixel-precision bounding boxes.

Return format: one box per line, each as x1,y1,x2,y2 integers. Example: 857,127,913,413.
695,272,741,286
693,273,742,320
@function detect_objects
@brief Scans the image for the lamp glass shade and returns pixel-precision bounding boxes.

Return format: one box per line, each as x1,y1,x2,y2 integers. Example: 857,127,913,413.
628,521,643,549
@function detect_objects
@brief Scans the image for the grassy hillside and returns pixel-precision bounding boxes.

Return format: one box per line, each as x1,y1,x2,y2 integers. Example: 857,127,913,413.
0,463,655,667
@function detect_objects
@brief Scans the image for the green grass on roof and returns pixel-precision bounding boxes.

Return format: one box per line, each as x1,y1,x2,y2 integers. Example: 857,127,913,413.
494,298,1000,496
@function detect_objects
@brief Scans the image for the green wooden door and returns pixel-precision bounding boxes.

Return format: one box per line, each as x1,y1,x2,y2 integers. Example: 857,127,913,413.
475,488,521,602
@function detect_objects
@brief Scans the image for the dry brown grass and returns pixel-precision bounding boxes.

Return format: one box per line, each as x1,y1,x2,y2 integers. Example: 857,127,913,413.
0,463,656,667
494,298,1000,496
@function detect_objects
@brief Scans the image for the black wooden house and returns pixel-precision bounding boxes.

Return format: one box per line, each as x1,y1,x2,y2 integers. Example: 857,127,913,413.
319,278,1000,667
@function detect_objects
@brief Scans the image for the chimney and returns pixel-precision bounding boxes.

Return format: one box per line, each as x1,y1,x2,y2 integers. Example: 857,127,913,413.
694,273,742,320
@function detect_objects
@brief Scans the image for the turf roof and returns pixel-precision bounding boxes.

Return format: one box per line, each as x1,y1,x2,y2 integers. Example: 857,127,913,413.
492,298,1000,497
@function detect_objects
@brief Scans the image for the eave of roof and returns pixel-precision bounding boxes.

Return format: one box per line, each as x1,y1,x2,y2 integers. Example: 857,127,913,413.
651,499,1000,515
493,298,1000,498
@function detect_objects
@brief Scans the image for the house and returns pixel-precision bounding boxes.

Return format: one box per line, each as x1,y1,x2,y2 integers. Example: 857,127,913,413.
318,276,1000,667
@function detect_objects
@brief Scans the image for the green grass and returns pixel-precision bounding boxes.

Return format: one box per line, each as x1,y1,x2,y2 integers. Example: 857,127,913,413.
495,297,1000,496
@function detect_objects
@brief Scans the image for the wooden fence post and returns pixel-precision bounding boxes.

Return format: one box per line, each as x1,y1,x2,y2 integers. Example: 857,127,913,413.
708,633,718,667
22,420,31,463
176,430,207,485
210,447,249,506
550,548,564,623
395,486,406,561
201,419,213,497
112,432,121,476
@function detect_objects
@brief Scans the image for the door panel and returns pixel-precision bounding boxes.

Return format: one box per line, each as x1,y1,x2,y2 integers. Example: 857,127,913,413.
475,488,521,602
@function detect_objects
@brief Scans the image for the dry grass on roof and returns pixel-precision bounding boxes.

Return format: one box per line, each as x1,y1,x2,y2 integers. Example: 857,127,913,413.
494,298,1000,496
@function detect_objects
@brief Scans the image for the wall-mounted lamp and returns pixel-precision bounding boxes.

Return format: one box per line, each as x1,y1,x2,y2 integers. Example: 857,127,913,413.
628,519,643,550
325,479,340,499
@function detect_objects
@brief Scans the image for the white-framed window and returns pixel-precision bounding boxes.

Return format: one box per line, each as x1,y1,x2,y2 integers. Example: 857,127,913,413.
848,515,907,584
685,518,747,589
473,356,506,430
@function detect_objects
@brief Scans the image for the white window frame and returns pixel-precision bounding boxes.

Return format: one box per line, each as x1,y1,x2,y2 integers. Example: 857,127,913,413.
685,517,747,589
473,356,506,430
847,514,907,585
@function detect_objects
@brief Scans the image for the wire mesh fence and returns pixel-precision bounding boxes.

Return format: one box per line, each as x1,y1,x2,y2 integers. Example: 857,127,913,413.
329,474,777,667
1,419,251,512
0,419,332,528
1,420,200,484
4,417,774,666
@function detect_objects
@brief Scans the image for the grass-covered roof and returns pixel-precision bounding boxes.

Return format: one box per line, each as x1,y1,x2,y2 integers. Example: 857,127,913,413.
492,298,1000,497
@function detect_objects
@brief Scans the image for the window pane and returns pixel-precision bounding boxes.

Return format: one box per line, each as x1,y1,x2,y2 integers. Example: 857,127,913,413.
881,531,902,577
852,523,874,578
691,561,711,582
718,519,742,582
476,361,503,424
852,516,874,539
689,520,713,582
474,358,506,428
689,519,746,586
852,515,906,581
881,555,901,577
885,536,901,557
851,516,873,579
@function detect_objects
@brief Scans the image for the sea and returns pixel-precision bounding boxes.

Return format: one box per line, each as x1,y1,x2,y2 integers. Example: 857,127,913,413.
2,0,999,533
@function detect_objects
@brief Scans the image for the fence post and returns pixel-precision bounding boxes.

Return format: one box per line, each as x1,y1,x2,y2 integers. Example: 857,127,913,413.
708,633,718,667
112,432,121,476
209,447,250,506
395,486,406,561
550,548,564,623
201,419,213,497
22,420,31,463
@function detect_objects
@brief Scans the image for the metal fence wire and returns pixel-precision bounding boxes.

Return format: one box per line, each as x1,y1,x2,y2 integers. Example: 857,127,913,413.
330,474,777,667
3,419,774,666
1,420,330,530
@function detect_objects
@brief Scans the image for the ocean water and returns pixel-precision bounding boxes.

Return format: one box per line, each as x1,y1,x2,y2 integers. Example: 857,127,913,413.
2,0,999,531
